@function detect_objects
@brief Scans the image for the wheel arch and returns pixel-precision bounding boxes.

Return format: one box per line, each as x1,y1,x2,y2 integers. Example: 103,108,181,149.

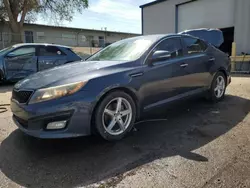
217,68,228,85
209,68,228,90
90,87,140,134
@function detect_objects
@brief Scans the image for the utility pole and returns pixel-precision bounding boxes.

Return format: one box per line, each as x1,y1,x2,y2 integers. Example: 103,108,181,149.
104,27,107,47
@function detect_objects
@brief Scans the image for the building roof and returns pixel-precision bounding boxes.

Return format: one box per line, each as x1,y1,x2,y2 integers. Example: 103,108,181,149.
23,23,140,35
140,0,167,8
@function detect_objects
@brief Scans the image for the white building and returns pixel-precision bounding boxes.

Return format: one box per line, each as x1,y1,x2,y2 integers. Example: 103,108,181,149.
140,0,250,55
0,23,139,49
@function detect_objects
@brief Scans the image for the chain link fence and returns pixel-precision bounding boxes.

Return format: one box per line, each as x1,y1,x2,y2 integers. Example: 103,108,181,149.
0,32,116,59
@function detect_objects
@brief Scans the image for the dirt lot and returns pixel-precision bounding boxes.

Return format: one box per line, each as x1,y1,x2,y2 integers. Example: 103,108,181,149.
72,47,101,59
0,76,250,188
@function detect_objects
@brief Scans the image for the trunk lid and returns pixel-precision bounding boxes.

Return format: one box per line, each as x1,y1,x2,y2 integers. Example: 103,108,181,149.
179,28,224,48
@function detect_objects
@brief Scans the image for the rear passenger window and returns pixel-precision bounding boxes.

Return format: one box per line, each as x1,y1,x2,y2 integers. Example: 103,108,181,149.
155,38,184,59
183,37,207,54
38,46,65,56
199,40,208,51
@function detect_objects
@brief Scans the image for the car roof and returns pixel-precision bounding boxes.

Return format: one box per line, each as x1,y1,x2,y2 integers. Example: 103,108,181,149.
12,43,71,49
131,33,195,41
142,29,224,47
123,34,184,43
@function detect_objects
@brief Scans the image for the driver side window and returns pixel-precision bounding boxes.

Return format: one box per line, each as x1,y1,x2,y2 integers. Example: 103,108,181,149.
7,47,35,57
154,38,184,59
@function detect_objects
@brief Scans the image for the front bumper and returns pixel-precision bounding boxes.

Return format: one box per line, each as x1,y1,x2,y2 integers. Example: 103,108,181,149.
11,92,94,139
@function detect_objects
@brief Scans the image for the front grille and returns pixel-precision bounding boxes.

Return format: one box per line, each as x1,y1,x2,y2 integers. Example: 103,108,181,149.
14,115,28,128
12,90,33,103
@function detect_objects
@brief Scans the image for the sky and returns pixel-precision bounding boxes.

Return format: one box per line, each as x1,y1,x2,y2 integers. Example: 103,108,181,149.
37,0,152,34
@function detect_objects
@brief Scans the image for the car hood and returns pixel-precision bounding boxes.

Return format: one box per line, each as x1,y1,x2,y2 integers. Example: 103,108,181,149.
14,60,135,90
179,28,224,48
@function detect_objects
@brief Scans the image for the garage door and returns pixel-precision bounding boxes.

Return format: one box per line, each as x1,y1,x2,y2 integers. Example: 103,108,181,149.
177,0,235,32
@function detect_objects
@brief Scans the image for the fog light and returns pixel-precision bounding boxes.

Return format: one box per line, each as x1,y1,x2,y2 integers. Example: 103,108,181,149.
46,120,67,130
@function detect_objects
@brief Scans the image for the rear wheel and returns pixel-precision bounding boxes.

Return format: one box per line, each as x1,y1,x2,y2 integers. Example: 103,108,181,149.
207,72,226,102
94,91,136,141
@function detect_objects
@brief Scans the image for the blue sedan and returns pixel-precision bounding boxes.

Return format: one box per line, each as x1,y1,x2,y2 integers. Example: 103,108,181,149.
11,30,231,141
0,43,82,82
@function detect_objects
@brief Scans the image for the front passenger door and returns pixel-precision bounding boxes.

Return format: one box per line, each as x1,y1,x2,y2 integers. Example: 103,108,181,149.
140,37,189,109
37,46,67,71
4,46,37,80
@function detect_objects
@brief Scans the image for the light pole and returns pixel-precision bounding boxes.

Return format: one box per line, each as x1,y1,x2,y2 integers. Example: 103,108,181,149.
104,27,107,47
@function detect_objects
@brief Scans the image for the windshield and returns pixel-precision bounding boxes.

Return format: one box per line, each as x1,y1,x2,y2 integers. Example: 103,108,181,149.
87,37,153,61
0,46,14,56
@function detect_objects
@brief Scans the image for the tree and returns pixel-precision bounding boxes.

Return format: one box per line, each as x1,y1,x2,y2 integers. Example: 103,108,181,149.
0,0,89,43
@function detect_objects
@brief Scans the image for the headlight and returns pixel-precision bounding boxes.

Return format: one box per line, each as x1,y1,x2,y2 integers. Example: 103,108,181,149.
29,81,87,104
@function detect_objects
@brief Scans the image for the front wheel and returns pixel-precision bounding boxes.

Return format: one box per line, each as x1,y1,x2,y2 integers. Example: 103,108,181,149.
207,72,226,102
94,91,136,141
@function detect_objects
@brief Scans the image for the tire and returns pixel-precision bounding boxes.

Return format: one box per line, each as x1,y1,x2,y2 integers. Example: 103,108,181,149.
94,91,136,141
0,72,3,84
207,72,226,102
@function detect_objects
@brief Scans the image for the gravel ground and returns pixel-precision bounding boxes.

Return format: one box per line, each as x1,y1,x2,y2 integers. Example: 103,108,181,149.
0,76,250,188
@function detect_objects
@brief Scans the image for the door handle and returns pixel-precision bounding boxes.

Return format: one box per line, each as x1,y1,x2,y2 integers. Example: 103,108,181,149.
209,57,215,61
130,72,144,78
180,63,188,68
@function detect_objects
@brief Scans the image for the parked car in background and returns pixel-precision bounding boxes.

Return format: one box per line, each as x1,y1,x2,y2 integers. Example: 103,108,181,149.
11,29,231,141
0,43,82,82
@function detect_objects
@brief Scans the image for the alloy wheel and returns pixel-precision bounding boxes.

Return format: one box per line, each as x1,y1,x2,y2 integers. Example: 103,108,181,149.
214,75,225,98
102,97,133,135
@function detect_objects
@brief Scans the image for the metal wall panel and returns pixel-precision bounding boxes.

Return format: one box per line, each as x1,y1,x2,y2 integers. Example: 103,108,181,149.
142,0,189,35
177,0,235,32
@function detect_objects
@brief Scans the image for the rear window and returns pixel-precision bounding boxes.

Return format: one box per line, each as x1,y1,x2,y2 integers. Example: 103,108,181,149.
183,37,207,54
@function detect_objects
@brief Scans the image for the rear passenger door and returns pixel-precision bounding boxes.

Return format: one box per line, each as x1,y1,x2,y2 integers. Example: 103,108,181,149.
37,46,67,71
181,36,211,90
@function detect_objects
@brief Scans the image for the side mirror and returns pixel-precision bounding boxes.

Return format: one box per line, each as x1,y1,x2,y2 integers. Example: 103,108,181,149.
151,50,171,64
